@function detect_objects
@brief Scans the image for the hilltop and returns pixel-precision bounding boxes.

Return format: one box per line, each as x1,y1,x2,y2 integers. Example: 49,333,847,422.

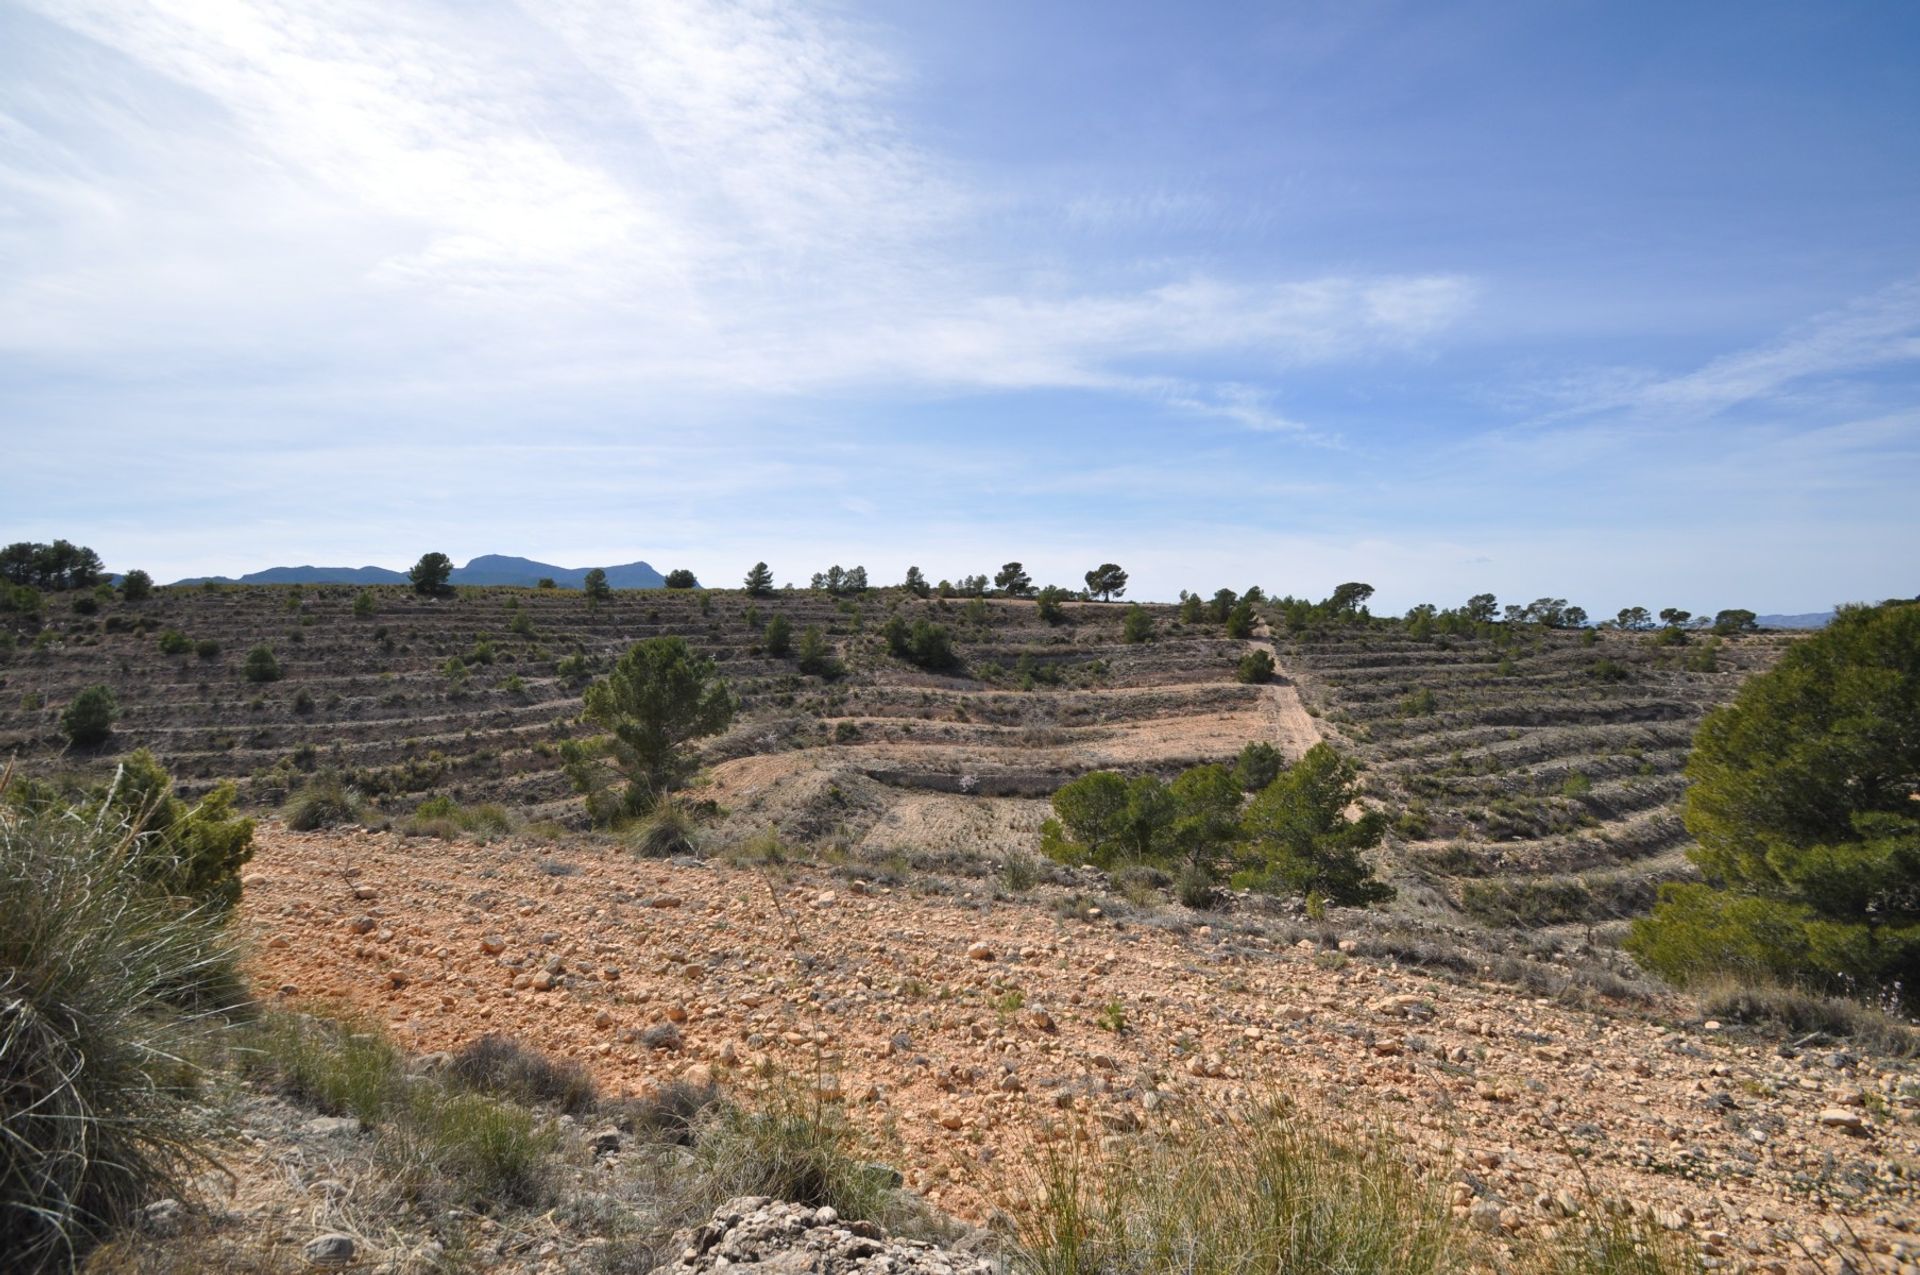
171,554,668,590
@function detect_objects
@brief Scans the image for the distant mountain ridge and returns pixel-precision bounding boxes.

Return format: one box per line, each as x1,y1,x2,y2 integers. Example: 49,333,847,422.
1756,612,1833,629
172,555,666,590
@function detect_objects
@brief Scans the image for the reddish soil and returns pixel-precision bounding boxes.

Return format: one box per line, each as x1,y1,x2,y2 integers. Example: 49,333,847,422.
243,825,1915,1271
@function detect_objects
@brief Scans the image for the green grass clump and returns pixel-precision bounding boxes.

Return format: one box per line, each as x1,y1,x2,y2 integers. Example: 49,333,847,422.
1693,975,1919,1057
447,1033,598,1113
0,791,240,1271
1017,1102,1463,1275
244,1012,404,1122
403,795,513,840
626,796,700,858
1015,1102,1703,1275
282,772,361,831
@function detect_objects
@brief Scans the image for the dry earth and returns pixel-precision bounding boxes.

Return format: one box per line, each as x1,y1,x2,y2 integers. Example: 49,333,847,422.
242,824,1916,1273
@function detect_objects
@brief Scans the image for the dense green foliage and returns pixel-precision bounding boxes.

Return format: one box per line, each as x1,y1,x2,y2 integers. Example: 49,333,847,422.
119,569,153,601
665,568,699,589
1236,744,1393,905
796,625,841,678
61,684,118,747
0,539,105,591
583,567,611,603
1122,604,1154,644
764,613,794,656
243,643,282,682
883,615,959,671
1237,649,1275,683
1084,563,1128,601
1628,602,1920,1007
409,551,454,597
564,636,736,822
1036,585,1070,623
743,561,774,596
1042,744,1391,905
995,562,1034,596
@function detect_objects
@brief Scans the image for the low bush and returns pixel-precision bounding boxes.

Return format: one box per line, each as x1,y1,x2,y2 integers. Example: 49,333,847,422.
61,683,117,746
1693,976,1918,1058
1015,1101,1699,1275
283,772,360,830
403,795,512,840
1016,1102,1462,1275
156,628,192,655
628,796,700,858
448,1034,598,1113
1236,649,1275,683
242,643,281,683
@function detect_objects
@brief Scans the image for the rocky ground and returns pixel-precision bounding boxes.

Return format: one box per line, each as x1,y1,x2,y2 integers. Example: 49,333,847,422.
241,825,1917,1273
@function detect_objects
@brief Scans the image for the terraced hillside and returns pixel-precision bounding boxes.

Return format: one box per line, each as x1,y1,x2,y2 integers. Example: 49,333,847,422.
0,583,1803,937
1276,622,1795,934
0,584,1305,861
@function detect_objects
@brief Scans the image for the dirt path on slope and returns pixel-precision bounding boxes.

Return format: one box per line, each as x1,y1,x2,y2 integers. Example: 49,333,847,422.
1251,622,1323,759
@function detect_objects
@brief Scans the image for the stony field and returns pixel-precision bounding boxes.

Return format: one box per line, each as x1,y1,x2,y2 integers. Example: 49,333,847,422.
238,823,1915,1270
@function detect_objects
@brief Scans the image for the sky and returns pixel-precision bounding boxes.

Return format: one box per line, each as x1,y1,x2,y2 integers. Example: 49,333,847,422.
2,0,1916,614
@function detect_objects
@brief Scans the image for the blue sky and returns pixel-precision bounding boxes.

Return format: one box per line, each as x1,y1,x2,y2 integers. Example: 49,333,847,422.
2,0,1915,613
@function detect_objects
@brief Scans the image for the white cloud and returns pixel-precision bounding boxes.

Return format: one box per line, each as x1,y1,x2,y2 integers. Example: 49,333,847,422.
0,0,1474,417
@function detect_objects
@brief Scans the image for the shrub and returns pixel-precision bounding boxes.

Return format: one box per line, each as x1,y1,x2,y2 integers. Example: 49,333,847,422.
104,749,256,910
1234,741,1282,792
242,643,281,682
1041,771,1174,868
1176,863,1217,909
1587,658,1629,682
119,569,152,601
0,793,240,1270
1122,604,1154,643
1236,649,1275,683
447,1034,598,1113
410,551,454,597
887,617,957,671
1401,687,1437,716
1225,599,1256,638
1629,601,1920,1008
665,568,699,589
61,684,118,746
764,613,794,657
566,636,736,820
156,628,192,655
194,637,220,659
744,561,775,596
352,588,376,618
284,772,360,830
1036,585,1070,624
1237,744,1393,906
797,626,842,678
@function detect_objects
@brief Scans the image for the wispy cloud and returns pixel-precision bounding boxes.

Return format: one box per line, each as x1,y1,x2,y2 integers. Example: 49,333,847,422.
0,0,1473,418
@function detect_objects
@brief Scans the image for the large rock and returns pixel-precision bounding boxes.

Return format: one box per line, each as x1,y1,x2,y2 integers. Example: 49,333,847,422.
649,1197,991,1274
